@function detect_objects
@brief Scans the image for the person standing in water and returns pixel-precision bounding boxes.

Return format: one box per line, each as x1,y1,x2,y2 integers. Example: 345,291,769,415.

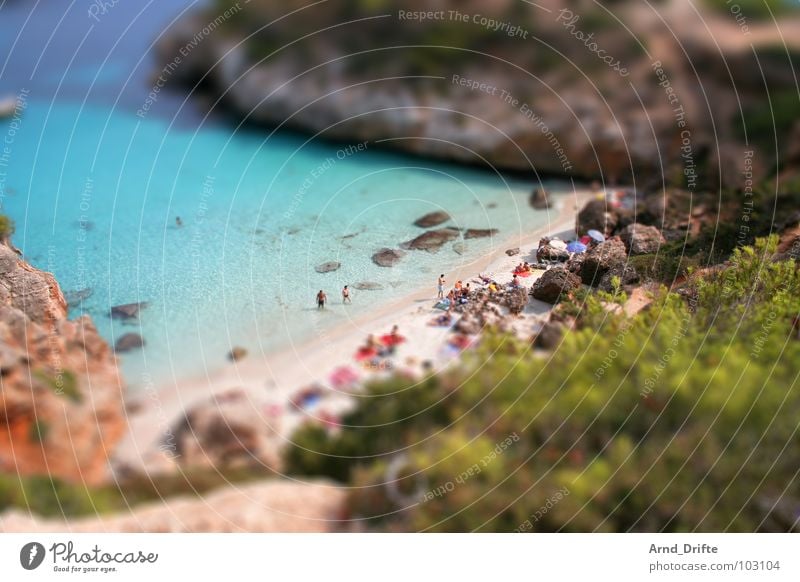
437,274,446,299
342,285,351,304
316,289,327,310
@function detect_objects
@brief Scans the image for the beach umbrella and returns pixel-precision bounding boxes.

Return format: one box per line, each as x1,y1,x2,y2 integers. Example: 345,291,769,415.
587,229,606,243
549,239,568,250
566,241,588,253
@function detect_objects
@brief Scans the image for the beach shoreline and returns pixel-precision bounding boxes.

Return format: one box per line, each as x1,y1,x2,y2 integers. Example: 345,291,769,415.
115,189,594,475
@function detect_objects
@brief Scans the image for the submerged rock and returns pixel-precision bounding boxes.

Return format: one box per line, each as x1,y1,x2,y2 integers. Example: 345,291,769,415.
228,346,248,362
353,281,384,290
371,248,405,267
315,261,341,273
65,287,93,307
413,211,450,228
463,228,499,239
531,267,582,304
401,228,460,252
110,302,148,320
452,242,467,255
114,333,145,353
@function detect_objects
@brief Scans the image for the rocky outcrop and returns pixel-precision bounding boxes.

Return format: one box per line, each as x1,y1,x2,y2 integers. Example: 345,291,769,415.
531,267,582,304
576,198,618,236
536,238,570,262
0,243,124,484
173,393,283,472
371,248,406,267
580,238,628,287
620,223,666,255
0,479,345,532
401,228,460,252
315,261,341,273
413,211,450,228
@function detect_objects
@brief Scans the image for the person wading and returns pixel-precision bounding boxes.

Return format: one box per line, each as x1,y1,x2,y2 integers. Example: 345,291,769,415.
316,289,327,310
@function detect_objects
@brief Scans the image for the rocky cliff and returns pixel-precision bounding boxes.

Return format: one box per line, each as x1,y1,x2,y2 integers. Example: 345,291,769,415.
154,0,796,185
0,242,124,485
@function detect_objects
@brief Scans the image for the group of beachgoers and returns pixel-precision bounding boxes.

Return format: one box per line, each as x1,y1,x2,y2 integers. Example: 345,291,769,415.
316,285,351,309
354,324,405,365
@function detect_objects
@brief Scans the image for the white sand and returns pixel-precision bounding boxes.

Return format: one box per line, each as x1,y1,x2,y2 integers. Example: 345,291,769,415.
115,190,594,474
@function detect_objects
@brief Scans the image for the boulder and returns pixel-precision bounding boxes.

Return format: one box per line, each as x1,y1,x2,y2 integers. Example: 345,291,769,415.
536,238,570,262
110,302,148,320
529,187,550,209
599,265,640,292
228,346,248,362
315,261,341,273
505,248,520,256
619,223,666,255
371,248,405,267
463,228,499,239
114,333,145,353
580,238,628,286
401,228,460,252
353,281,384,291
413,211,450,228
531,267,582,304
173,393,282,472
576,198,618,236
503,287,529,315
533,321,564,350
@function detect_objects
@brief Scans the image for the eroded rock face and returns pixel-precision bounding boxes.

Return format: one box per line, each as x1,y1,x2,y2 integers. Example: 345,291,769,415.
371,248,406,267
401,228,460,252
531,267,582,304
413,211,450,228
619,223,666,255
0,243,124,485
580,238,628,287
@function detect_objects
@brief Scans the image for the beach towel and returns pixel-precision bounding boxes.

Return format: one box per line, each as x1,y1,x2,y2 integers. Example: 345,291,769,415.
380,334,406,347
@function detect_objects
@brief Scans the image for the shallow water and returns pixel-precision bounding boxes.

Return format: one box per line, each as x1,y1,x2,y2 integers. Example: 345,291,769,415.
0,1,564,387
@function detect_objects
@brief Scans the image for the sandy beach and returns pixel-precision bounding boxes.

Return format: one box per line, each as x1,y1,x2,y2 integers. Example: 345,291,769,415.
115,189,594,475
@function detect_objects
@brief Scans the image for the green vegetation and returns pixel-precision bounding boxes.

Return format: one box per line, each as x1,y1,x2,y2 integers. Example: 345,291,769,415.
34,369,83,404
0,465,276,517
287,237,800,531
0,214,14,242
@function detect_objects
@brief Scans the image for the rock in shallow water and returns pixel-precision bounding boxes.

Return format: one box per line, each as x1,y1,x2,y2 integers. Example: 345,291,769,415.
463,228,499,240
371,248,405,267
413,211,451,228
353,281,384,290
401,228,460,252
114,333,145,353
315,261,341,273
110,302,148,320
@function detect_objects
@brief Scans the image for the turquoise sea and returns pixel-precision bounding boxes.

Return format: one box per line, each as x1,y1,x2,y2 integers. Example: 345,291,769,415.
0,1,563,387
